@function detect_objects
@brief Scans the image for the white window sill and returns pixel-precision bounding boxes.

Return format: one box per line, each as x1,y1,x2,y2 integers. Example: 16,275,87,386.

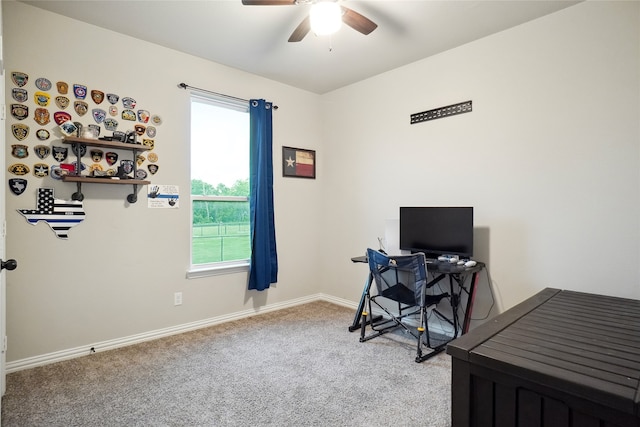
186,261,250,279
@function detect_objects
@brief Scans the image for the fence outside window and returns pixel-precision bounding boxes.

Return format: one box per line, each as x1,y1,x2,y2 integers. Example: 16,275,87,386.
191,196,250,265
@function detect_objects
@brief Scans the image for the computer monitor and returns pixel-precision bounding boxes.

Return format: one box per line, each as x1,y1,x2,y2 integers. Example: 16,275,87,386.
399,207,474,259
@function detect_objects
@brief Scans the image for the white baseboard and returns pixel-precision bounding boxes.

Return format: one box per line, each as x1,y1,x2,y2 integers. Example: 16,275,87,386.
7,293,356,373
6,295,455,373
319,294,359,310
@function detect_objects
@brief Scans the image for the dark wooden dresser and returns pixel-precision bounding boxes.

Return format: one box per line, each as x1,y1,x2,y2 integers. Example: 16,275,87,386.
446,288,640,427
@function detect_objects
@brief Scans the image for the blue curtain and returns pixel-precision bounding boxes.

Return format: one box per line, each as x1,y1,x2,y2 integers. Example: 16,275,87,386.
248,99,278,291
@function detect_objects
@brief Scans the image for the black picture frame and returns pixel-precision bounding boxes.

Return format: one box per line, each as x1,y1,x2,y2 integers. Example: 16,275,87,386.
282,146,316,179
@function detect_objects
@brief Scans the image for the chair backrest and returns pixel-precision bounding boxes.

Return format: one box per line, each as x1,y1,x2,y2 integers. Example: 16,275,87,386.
366,248,427,306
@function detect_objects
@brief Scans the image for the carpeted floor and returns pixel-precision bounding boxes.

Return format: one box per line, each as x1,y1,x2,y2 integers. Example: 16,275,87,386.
1,301,452,426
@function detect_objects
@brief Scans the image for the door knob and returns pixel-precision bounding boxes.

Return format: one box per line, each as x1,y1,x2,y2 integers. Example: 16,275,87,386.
0,259,17,271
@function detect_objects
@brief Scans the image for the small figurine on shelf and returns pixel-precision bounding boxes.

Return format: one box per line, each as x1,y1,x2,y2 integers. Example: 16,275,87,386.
125,130,138,145
111,131,126,142
115,166,130,180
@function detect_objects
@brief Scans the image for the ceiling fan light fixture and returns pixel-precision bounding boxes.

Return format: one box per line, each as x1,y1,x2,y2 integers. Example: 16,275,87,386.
309,2,342,36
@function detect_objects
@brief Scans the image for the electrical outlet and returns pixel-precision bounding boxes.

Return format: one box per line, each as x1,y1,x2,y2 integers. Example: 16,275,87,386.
174,292,183,306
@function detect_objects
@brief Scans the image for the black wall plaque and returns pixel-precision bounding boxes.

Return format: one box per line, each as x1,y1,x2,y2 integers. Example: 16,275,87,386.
410,100,472,124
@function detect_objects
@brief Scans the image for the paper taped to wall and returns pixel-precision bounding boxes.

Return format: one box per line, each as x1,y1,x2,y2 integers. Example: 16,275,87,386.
148,184,179,208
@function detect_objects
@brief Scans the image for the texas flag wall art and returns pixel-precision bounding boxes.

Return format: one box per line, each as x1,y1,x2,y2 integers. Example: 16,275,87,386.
282,146,316,179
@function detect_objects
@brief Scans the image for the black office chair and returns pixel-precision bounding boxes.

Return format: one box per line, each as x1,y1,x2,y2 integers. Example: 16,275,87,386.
360,248,449,362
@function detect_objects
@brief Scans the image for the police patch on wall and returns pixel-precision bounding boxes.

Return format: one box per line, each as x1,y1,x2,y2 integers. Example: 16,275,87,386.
11,144,29,159
34,145,51,160
8,178,27,196
52,146,68,162
11,124,29,141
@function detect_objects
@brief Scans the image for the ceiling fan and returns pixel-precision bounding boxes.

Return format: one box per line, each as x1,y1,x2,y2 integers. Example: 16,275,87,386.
241,0,378,42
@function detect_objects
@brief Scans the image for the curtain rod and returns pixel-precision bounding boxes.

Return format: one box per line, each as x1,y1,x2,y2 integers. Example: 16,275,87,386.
178,83,278,109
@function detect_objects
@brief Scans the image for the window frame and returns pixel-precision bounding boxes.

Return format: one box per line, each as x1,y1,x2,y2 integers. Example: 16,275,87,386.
187,93,251,279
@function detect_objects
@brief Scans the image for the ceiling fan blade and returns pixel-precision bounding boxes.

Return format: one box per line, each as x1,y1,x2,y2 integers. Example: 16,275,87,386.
288,15,311,42
341,6,377,35
241,0,296,5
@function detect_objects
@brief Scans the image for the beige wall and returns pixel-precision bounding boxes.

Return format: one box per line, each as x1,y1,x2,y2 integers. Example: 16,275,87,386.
320,1,640,313
3,0,639,368
4,1,324,365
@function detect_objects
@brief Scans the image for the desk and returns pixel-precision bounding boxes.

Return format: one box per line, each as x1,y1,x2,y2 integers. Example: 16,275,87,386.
349,254,484,339
446,288,640,427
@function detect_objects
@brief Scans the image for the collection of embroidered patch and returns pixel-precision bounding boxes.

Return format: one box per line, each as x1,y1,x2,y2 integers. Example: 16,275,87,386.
8,71,162,196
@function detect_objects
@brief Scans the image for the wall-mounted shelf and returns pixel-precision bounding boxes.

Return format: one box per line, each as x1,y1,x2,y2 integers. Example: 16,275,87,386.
62,136,151,203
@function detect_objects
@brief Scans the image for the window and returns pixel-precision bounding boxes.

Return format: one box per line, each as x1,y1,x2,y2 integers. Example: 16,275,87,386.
189,94,250,277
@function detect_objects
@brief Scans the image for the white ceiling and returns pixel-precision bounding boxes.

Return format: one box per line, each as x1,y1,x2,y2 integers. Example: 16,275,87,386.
20,0,581,94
